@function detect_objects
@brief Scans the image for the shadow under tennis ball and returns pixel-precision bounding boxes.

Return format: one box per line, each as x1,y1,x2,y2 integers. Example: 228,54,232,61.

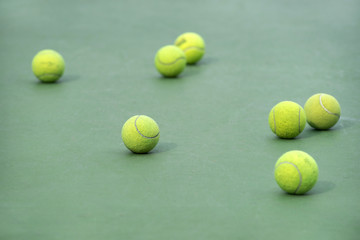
309,180,336,195
149,142,178,154
278,180,336,197
121,142,177,157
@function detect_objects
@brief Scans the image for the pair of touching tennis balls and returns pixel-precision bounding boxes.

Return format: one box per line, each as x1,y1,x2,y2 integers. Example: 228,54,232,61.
154,32,205,78
269,93,341,139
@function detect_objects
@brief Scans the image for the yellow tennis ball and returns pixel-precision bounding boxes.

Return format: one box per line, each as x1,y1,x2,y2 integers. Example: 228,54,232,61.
274,150,319,195
32,49,65,83
268,101,306,139
121,115,160,154
175,32,205,64
304,93,341,130
154,45,186,78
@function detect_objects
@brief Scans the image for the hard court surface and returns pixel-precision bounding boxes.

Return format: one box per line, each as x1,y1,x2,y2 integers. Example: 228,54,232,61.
1,0,359,239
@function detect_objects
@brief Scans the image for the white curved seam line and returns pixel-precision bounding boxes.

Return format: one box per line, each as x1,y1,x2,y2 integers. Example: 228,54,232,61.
134,116,159,139
319,94,340,117
183,46,205,52
278,161,302,194
157,56,186,66
175,39,186,47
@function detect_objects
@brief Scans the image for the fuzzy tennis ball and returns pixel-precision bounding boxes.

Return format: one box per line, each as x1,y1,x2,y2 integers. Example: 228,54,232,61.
268,101,306,139
304,93,341,130
32,49,65,83
175,32,205,64
122,115,160,154
154,45,186,78
274,150,319,195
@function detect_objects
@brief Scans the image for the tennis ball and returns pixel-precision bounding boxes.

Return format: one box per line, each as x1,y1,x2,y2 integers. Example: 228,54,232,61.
122,115,160,154
274,150,319,195
175,32,205,64
304,93,341,130
268,101,306,139
32,49,65,83
154,45,186,78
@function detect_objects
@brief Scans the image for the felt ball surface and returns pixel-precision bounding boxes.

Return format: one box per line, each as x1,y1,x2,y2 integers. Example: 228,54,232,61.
175,32,205,64
304,93,341,130
121,115,160,154
32,49,65,83
154,45,186,78
268,101,306,139
274,150,319,195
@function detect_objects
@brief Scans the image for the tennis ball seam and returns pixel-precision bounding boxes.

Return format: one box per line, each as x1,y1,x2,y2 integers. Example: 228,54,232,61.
277,161,303,194
156,55,186,66
319,94,340,117
182,46,205,52
175,38,186,46
134,115,159,139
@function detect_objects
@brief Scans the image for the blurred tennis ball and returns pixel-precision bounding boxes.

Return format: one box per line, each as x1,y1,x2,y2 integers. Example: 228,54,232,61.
32,49,65,83
154,45,186,77
175,32,205,64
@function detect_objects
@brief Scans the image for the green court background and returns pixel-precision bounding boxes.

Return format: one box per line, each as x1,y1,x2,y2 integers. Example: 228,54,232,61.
1,0,360,239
